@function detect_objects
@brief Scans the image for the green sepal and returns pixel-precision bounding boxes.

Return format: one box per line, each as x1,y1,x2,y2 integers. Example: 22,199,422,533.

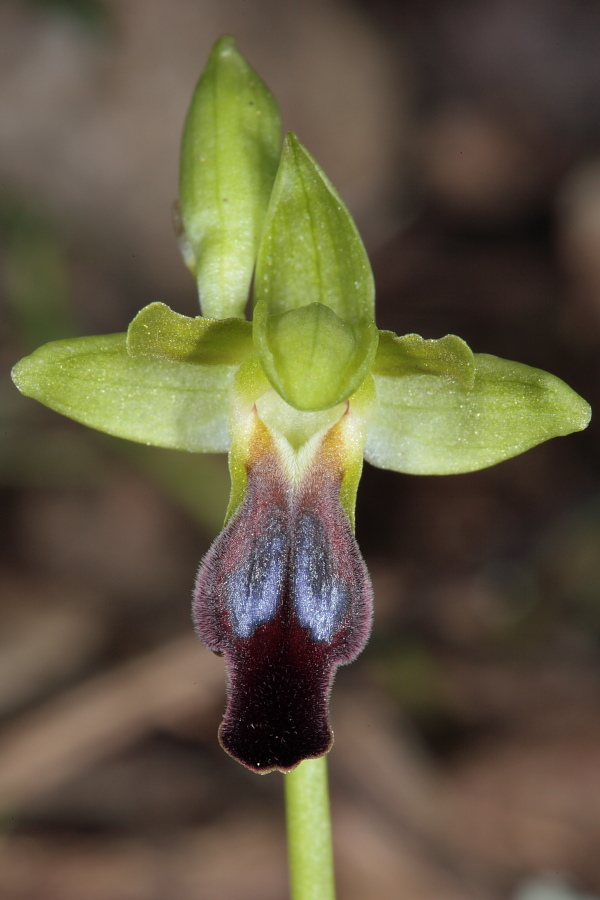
179,35,281,318
254,132,375,322
365,353,591,475
373,331,475,387
253,300,378,411
127,302,253,366
11,334,235,453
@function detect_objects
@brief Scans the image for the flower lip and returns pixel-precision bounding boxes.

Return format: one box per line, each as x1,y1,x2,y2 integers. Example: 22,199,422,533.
193,410,373,772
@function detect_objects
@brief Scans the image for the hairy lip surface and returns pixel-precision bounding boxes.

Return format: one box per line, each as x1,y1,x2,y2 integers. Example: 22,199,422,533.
193,427,373,773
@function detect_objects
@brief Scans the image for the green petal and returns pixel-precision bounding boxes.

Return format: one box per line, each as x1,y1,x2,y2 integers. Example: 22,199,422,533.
127,302,253,366
11,334,234,453
254,133,375,322
373,331,475,386
179,36,281,318
253,300,378,411
365,353,591,475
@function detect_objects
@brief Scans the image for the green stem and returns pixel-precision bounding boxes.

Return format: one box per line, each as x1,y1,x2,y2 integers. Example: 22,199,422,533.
284,756,336,900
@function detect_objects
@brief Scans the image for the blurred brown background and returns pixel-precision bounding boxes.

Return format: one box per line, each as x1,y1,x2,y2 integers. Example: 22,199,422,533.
1,1,600,898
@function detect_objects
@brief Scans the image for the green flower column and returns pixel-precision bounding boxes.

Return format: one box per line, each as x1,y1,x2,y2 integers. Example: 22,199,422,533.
11,36,591,900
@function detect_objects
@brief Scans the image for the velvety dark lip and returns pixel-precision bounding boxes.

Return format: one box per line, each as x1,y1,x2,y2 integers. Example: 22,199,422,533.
194,440,372,772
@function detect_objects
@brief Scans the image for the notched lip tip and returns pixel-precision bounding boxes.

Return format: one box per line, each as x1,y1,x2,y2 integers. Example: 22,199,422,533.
220,742,332,775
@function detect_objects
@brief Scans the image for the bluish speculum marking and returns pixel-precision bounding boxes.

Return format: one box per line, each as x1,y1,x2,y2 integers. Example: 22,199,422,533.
292,512,349,642
225,509,288,638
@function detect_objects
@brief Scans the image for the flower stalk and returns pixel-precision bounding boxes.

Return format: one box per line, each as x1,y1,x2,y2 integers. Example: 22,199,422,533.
285,758,336,900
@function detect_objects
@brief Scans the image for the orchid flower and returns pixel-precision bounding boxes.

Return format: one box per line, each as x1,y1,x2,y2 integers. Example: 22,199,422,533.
11,38,591,775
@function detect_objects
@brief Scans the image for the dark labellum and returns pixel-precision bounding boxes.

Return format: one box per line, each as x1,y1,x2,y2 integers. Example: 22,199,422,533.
193,442,372,773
